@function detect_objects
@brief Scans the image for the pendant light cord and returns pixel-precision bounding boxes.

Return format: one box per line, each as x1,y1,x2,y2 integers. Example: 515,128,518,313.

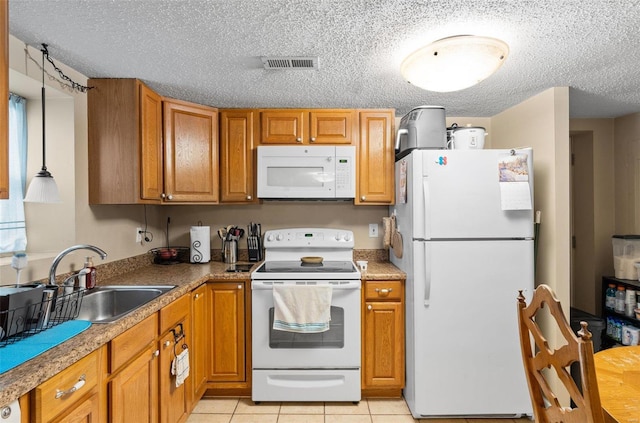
40,45,47,173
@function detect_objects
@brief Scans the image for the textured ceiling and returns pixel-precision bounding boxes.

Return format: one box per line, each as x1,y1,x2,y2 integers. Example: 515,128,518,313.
8,0,640,118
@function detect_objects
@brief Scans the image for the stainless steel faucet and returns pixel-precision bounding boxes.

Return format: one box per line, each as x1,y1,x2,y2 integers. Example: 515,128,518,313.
49,244,108,286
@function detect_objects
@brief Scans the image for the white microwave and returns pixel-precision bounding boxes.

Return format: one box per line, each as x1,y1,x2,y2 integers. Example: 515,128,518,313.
257,145,356,199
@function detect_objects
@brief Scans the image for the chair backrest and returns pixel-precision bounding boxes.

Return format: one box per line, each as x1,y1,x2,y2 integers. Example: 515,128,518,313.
517,284,605,423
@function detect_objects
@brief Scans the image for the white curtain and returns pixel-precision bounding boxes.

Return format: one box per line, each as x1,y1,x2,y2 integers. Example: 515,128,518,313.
0,93,28,253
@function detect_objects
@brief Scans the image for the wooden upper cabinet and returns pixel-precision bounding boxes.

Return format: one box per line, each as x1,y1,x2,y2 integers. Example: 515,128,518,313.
0,1,9,200
356,110,395,205
259,109,355,144
220,109,257,203
88,78,163,204
139,84,164,201
163,99,219,203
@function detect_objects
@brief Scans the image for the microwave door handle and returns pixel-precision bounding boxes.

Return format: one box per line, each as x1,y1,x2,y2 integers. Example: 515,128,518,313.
395,129,408,152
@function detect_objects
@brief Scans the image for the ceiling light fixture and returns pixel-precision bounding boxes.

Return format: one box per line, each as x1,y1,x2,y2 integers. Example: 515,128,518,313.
400,35,509,92
24,44,60,203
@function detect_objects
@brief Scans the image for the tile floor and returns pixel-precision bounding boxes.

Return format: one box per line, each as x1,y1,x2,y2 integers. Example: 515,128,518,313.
187,397,532,422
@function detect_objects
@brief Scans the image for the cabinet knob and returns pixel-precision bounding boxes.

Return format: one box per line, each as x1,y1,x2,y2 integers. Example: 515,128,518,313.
361,196,366,201
167,194,173,200
153,350,160,357
296,137,302,143
246,195,252,200
310,137,316,142
164,340,171,348
194,293,200,299
367,305,372,311
161,193,166,199
238,284,243,290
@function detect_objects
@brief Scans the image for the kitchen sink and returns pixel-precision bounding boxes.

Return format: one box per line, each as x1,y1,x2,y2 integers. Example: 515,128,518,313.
75,285,175,323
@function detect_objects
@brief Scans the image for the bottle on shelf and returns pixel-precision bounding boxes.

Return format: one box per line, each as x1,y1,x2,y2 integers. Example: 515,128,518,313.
615,285,627,314
605,283,617,311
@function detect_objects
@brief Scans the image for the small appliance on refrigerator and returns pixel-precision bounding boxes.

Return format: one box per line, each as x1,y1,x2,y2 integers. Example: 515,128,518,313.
391,147,534,418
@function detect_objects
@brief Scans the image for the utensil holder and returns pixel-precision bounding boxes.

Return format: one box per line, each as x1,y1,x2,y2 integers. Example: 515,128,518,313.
223,240,238,264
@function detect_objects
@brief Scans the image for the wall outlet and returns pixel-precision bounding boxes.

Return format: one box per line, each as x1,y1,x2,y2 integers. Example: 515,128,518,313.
136,227,143,243
369,223,379,237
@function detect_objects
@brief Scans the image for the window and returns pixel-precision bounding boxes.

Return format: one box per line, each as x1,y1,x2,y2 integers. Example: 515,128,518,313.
0,93,28,253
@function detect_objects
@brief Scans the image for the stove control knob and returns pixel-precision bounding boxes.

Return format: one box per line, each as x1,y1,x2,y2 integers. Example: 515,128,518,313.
276,233,284,241
267,234,275,242
343,233,352,242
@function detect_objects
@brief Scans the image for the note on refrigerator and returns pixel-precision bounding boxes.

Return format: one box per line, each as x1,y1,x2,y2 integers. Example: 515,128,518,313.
498,153,532,210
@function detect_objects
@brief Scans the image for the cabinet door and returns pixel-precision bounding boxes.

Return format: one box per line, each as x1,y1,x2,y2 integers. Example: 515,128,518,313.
0,1,8,199
208,282,246,382
159,320,190,423
49,392,100,423
363,301,404,389
259,110,306,144
109,345,159,423
220,110,257,203
163,100,219,203
191,284,209,401
309,110,355,144
356,110,395,205
139,83,164,201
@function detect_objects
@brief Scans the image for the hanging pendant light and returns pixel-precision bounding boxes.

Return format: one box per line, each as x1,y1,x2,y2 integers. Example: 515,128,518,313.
24,44,60,203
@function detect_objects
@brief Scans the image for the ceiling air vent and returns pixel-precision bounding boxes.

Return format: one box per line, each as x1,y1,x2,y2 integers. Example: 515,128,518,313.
261,56,319,70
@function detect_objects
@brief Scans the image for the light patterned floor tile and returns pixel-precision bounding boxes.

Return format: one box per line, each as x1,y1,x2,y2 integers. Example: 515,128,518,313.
192,398,239,414
230,414,278,423
325,400,370,415
367,398,411,415
371,415,416,423
325,415,373,423
277,414,325,423
186,413,232,423
280,402,325,414
234,398,281,414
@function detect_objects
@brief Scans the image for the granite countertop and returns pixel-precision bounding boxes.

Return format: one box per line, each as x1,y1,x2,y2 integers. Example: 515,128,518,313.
0,258,404,407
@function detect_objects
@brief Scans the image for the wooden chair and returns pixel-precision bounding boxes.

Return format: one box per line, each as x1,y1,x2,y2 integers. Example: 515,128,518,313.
517,284,605,423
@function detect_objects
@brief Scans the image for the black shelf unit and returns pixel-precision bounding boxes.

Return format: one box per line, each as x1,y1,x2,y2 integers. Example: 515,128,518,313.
601,276,640,348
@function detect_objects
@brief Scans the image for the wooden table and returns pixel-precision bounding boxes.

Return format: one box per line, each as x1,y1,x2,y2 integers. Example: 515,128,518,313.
594,345,640,423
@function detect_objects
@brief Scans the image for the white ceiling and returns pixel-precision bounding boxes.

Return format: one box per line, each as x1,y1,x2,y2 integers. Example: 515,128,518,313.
7,0,640,118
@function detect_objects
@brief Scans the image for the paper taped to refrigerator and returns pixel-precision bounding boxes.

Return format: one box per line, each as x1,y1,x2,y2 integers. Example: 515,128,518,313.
498,153,532,210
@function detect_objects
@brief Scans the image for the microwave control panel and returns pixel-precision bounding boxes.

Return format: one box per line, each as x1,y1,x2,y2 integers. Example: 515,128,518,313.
335,146,355,198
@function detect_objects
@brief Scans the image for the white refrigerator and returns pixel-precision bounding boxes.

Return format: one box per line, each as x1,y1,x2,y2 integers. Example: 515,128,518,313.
390,148,534,418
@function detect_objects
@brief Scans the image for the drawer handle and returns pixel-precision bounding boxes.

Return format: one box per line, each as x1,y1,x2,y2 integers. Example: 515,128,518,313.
367,305,372,310
375,288,392,296
55,374,86,399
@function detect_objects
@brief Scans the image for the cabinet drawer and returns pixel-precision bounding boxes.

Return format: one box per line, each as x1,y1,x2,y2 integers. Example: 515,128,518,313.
110,313,158,373
159,293,190,334
33,348,100,422
364,281,403,301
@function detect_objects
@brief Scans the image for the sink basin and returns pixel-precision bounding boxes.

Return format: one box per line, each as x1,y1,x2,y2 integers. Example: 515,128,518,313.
75,285,175,323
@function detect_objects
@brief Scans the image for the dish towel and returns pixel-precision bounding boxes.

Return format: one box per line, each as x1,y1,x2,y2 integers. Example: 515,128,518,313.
273,284,333,333
171,347,190,388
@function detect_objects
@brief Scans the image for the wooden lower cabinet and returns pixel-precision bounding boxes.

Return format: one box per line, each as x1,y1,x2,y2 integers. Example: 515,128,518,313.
158,294,191,423
109,344,159,423
191,284,209,401
206,281,249,392
31,348,102,423
362,280,405,397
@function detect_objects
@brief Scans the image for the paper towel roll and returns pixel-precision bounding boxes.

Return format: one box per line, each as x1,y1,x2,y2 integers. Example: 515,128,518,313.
190,226,211,263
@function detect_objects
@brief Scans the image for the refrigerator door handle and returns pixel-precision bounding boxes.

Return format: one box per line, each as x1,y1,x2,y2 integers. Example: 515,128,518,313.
424,242,431,307
422,178,430,240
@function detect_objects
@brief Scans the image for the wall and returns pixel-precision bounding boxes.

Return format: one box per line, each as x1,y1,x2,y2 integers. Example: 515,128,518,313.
569,118,615,314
